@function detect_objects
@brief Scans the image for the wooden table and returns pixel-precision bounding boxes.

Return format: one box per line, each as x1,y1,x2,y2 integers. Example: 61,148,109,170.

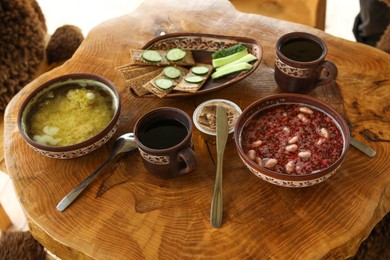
4,0,390,259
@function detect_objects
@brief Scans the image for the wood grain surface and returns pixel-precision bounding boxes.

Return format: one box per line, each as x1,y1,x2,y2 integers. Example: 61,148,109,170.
4,0,390,259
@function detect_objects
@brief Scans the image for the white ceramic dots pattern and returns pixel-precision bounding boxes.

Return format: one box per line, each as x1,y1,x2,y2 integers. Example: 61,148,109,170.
30,123,118,159
239,154,338,188
138,149,170,165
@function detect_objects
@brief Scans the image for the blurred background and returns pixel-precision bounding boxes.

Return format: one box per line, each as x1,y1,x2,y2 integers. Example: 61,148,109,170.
36,0,359,40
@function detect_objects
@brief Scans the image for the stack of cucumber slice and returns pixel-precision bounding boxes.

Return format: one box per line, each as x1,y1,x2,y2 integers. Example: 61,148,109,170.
154,78,174,90
211,44,257,79
142,49,189,91
184,66,210,83
154,64,211,90
153,66,182,90
141,50,163,62
141,48,188,63
166,48,187,61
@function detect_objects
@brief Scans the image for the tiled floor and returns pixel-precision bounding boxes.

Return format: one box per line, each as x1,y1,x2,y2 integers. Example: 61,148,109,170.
1,0,359,233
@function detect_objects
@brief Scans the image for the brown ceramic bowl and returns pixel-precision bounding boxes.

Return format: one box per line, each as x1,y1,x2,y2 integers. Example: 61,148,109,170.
234,94,350,187
17,73,121,159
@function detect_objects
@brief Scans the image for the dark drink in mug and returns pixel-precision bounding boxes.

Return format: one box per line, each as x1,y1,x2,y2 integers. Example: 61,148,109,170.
274,32,338,93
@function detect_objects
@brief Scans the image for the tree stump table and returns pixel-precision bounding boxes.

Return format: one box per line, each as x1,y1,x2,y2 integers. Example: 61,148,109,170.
4,0,390,258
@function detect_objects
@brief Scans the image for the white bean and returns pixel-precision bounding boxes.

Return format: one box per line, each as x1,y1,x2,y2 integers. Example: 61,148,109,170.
264,158,278,169
316,138,326,145
255,157,263,166
299,106,313,114
297,113,309,123
285,144,298,152
283,127,290,134
251,140,263,148
247,150,256,161
288,136,298,144
285,161,295,173
298,150,312,158
319,128,329,138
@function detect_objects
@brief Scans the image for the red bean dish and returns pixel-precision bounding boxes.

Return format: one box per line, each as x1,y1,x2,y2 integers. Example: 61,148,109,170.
241,104,343,175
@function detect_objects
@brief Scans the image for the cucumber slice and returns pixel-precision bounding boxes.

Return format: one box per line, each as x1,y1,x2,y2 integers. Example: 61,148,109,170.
191,66,210,75
141,50,162,62
166,48,187,61
154,78,173,90
216,54,257,71
184,76,204,83
212,44,247,59
163,66,181,79
212,48,248,68
211,62,253,79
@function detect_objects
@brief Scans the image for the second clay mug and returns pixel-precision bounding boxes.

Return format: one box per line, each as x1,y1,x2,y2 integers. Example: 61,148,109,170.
274,32,338,93
134,107,197,179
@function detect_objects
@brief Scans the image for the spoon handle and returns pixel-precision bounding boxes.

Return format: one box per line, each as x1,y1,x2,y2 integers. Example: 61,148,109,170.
350,137,376,157
56,157,113,211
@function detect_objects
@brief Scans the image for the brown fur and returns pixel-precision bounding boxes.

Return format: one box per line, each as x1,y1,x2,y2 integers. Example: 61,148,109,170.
0,0,47,110
46,25,84,64
0,231,46,260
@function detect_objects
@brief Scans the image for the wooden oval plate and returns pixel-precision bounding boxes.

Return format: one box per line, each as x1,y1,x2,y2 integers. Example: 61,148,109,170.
129,33,263,98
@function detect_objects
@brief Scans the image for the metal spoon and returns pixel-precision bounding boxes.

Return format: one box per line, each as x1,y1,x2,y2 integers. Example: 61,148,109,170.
350,137,376,157
56,133,138,211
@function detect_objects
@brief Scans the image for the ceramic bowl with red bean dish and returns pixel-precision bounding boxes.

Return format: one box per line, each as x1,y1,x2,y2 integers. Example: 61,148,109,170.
234,94,350,187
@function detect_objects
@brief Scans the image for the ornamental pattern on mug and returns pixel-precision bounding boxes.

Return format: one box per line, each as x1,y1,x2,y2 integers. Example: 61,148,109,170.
275,57,312,78
139,149,170,165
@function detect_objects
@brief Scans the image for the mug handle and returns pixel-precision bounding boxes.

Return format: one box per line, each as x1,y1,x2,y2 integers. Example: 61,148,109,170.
177,147,197,175
316,61,338,86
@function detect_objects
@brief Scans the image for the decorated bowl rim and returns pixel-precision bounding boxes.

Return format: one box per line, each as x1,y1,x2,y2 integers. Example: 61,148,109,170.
233,93,350,181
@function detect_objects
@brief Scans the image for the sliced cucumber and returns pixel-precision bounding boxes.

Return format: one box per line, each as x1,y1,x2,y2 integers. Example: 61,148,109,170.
141,50,162,62
216,54,257,71
212,48,248,68
154,78,174,90
184,76,204,83
212,44,247,59
163,66,181,79
191,66,210,75
166,48,187,61
211,62,253,79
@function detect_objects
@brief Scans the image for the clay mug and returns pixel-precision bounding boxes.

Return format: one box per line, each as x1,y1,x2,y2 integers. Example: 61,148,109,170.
134,107,196,179
274,32,338,93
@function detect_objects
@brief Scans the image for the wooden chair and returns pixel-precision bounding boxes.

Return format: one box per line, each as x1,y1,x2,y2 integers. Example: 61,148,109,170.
230,0,327,30
0,111,11,231
0,204,11,231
